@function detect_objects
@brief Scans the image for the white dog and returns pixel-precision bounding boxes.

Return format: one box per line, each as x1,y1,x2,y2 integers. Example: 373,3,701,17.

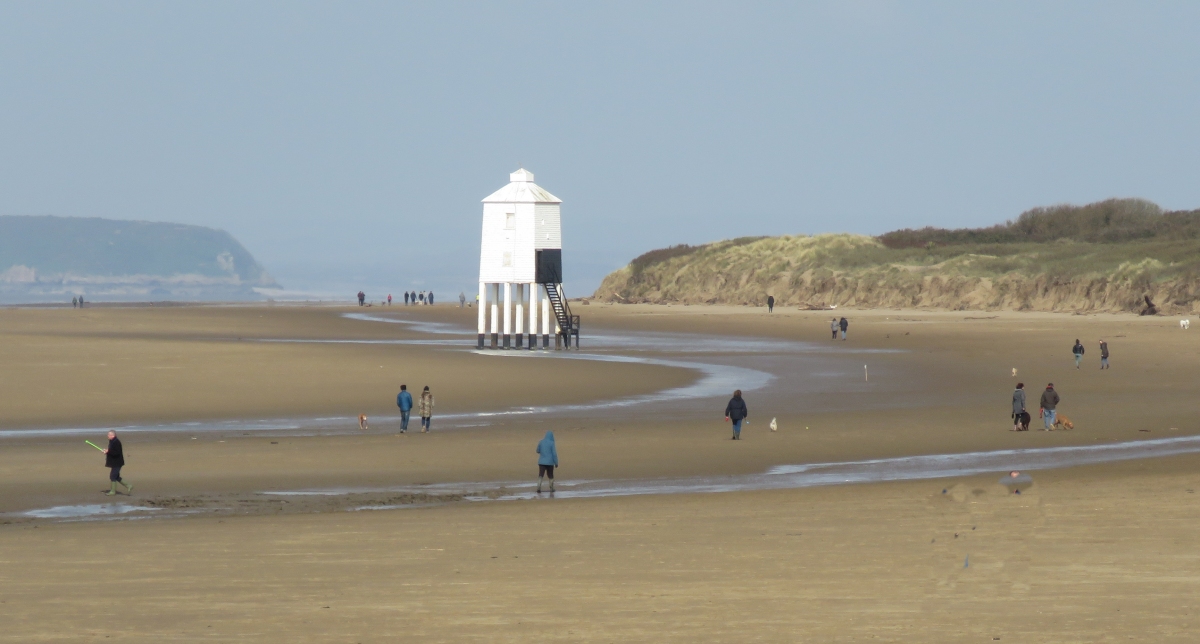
1181,319,1191,330
769,417,778,432
1012,367,1017,377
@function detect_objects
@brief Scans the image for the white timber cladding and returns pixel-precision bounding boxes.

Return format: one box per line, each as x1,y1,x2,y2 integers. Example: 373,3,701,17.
479,169,562,283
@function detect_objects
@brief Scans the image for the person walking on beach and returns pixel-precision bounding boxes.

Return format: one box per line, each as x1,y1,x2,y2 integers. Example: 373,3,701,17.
1039,383,1060,431
396,384,413,433
830,317,838,340
72,296,78,308
419,291,426,305
1011,382,1027,431
102,430,132,496
429,291,434,305
387,294,392,306
767,295,775,313
404,292,410,305
724,390,749,440
839,317,849,341
459,292,466,307
418,386,434,432
536,430,558,493
1099,339,1110,369
1072,339,1085,369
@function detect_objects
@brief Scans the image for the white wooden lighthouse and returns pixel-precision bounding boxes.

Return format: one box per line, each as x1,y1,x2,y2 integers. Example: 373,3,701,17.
477,168,579,350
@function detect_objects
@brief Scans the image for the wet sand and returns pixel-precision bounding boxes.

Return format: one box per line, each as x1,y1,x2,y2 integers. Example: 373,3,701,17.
2,303,1199,641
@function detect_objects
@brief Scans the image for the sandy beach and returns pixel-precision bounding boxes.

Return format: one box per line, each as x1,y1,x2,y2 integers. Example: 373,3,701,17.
2,303,1199,641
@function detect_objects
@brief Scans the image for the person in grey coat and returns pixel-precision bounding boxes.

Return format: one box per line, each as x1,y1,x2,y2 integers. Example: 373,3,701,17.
1011,382,1027,431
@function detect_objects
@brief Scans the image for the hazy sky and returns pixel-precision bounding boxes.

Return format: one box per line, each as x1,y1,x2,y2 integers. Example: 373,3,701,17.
2,2,1199,297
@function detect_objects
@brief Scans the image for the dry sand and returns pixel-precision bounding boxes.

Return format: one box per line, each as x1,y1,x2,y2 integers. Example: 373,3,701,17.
2,303,1199,641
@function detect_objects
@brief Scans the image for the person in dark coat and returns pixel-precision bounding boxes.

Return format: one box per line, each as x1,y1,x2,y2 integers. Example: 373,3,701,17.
1039,383,1060,430
1072,339,1085,369
428,291,434,305
404,292,410,305
839,317,849,340
102,430,132,495
1011,383,1028,431
767,295,775,313
724,390,749,440
536,430,558,493
1099,339,1110,369
396,384,413,432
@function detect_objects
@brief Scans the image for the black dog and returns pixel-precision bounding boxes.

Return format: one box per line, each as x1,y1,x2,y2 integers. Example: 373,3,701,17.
1013,411,1031,431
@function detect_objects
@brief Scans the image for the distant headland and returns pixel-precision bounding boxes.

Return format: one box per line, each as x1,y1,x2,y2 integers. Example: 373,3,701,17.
0,215,278,303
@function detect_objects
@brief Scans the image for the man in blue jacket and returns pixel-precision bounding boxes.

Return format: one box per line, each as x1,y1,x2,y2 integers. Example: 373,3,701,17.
536,431,558,493
396,384,413,433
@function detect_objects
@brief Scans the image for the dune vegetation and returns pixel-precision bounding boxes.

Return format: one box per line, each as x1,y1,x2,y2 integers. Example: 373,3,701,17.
595,199,1200,314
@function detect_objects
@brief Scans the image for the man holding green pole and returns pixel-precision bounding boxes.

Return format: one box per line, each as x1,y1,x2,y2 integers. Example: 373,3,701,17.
99,430,131,496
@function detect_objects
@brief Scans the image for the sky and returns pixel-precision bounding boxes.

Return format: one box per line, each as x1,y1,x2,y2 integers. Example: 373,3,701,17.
2,2,1199,299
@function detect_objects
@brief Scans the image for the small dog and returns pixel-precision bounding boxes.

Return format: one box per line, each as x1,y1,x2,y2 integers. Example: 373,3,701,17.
1053,414,1074,430
1012,367,1018,377
1181,319,1191,330
358,414,369,431
769,417,778,432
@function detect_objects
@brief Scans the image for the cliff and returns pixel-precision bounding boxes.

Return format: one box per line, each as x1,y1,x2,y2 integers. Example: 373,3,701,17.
0,215,279,303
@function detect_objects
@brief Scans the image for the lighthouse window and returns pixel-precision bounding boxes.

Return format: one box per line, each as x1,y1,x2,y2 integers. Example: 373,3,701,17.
503,251,512,267
505,212,515,230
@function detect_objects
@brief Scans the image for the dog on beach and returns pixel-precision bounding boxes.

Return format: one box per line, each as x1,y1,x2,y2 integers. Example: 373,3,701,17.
1053,414,1074,430
769,417,778,432
1181,319,1191,330
359,414,369,430
1012,367,1017,377
1013,411,1031,431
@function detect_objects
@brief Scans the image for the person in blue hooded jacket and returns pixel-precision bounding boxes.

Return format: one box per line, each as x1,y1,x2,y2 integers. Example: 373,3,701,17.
536,431,558,493
396,384,413,433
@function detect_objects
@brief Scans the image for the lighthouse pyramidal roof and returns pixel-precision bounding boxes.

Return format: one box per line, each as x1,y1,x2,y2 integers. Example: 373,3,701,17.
481,168,562,204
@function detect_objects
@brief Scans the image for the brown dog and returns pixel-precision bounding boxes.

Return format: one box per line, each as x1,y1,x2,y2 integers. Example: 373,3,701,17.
1053,414,1074,430
358,414,369,431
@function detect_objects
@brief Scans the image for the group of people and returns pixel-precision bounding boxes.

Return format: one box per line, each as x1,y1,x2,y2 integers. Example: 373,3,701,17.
1011,382,1060,431
71,296,85,308
359,291,436,306
1072,338,1110,369
395,384,435,432
831,317,849,340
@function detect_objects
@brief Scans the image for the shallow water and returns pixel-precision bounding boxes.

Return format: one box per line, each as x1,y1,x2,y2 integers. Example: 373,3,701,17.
21,503,161,520
260,433,1200,502
2,312,891,438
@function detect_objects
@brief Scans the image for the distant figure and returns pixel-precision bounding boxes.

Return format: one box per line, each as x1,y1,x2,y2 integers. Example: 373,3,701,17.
428,291,434,305
830,317,838,340
1072,339,1085,369
419,291,426,305
387,294,392,306
396,384,413,433
839,317,849,341
767,295,775,313
1011,382,1028,431
1039,383,1060,431
357,291,365,306
101,430,132,496
1099,339,1110,369
536,430,558,493
724,389,749,440
359,414,369,431
459,292,466,308
72,296,78,308
78,295,84,308
419,386,434,432
404,292,410,305
411,291,417,305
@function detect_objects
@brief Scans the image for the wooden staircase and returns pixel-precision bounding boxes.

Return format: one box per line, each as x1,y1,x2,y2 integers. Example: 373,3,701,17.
544,283,580,348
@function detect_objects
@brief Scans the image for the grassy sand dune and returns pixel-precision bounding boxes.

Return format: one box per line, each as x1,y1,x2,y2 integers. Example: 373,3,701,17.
597,198,1200,314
